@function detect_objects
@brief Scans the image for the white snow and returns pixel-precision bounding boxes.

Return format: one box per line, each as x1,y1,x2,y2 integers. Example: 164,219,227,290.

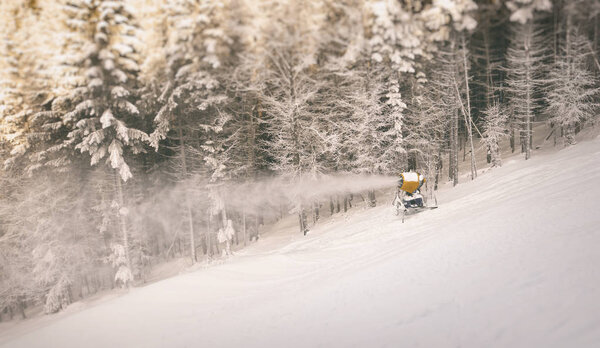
1,137,600,348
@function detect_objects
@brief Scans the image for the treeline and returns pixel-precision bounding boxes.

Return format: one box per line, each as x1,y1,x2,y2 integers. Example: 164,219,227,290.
0,0,598,319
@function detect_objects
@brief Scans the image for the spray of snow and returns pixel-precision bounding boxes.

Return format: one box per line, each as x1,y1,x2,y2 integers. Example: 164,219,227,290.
217,173,399,215
124,173,400,245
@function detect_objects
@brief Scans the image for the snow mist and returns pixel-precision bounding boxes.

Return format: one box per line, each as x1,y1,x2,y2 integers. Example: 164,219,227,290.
219,174,399,215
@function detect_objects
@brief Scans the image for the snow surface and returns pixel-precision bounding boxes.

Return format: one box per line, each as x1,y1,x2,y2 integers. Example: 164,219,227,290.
2,137,600,348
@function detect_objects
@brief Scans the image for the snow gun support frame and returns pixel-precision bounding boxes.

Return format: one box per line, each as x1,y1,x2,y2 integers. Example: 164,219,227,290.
393,172,437,222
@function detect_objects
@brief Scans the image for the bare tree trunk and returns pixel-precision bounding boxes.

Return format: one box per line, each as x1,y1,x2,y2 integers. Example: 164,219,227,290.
247,102,257,178
449,122,454,182
213,234,220,256
510,124,515,153
565,127,575,146
114,171,132,284
582,5,600,74
329,197,334,215
221,208,231,256
594,14,599,76
19,300,26,319
206,211,212,258
367,190,376,207
242,206,247,246
553,0,560,64
255,214,260,241
451,108,459,186
482,30,494,107
177,124,196,263
460,34,477,179
298,204,308,235
524,22,532,160
435,150,441,190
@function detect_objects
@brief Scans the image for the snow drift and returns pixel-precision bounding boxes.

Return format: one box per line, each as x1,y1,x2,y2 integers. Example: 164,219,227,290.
1,137,600,348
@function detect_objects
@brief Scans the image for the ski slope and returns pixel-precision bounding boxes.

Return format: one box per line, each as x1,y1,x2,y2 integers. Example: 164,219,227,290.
1,138,600,348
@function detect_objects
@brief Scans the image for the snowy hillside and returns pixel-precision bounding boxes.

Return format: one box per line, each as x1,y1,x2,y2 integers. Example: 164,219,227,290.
1,137,600,347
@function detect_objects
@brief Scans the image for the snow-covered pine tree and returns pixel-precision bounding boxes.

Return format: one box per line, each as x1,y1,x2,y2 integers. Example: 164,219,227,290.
0,2,118,313
505,2,551,159
202,108,234,257
0,31,27,169
366,0,414,175
0,4,23,165
257,0,328,234
347,59,387,206
0,174,39,319
56,0,149,287
204,0,289,246
437,1,479,180
305,0,370,213
0,241,32,319
481,102,509,167
403,74,446,192
368,0,441,75
0,1,60,173
148,0,232,262
192,1,237,258
0,0,92,175
590,1,600,72
505,21,547,159
383,74,408,169
368,0,479,182
546,27,599,145
426,41,462,186
63,0,148,181
348,63,402,206
401,0,478,185
221,0,265,180
456,31,478,180
470,1,505,133
0,170,104,315
150,0,230,149
222,82,262,243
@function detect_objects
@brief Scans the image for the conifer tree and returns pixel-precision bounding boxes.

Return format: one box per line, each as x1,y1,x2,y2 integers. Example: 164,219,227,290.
481,102,509,167
426,43,460,185
505,16,549,159
350,63,394,206
257,0,328,234
148,0,232,262
62,0,148,181
546,28,599,145
0,1,62,172
0,33,27,169
56,0,149,286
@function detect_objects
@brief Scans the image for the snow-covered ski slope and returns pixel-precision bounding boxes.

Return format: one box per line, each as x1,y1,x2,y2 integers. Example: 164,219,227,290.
2,137,600,348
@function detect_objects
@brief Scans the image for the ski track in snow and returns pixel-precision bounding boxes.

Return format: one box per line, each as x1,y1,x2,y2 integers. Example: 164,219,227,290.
1,138,600,348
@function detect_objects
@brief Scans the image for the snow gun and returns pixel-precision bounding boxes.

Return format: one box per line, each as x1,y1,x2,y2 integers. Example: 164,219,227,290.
394,172,436,222
397,172,425,194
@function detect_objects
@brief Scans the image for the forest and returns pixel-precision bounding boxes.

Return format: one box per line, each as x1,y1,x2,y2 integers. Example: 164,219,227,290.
0,0,599,320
